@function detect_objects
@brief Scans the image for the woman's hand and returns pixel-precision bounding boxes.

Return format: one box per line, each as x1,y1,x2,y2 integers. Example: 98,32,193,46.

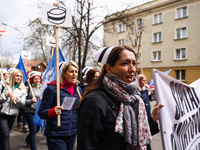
6,92,13,98
7,92,17,101
54,106,64,115
151,103,165,122
148,88,154,95
32,97,37,103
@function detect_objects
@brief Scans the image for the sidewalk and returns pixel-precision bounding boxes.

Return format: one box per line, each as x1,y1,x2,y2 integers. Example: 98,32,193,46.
150,100,163,150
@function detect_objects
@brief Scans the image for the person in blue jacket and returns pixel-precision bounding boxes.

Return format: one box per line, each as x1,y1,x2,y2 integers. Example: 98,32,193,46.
38,60,82,150
137,74,161,150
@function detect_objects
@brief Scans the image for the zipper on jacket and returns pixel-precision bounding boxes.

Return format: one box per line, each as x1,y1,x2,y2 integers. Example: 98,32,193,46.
70,109,73,136
9,98,11,114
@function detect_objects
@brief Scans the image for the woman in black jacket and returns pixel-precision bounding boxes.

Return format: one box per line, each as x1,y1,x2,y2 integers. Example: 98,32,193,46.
78,46,164,150
25,71,42,150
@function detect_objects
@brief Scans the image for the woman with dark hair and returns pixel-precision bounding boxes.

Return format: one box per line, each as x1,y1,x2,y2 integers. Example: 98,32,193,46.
0,69,27,150
82,68,100,93
77,45,164,150
38,61,82,150
78,66,93,91
85,68,100,85
25,71,42,149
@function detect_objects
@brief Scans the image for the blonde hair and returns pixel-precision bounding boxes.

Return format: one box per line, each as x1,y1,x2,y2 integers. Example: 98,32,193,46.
137,74,150,90
9,69,26,90
60,60,79,85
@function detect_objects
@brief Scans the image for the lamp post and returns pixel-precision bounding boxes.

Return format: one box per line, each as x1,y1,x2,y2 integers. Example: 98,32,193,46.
2,23,25,51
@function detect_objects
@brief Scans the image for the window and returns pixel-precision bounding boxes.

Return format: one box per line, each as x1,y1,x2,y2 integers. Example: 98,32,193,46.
136,71,140,76
176,6,187,19
153,32,162,43
136,53,141,62
137,18,143,28
118,39,124,45
119,24,126,32
175,70,185,81
176,27,187,39
133,36,140,46
152,51,161,61
175,48,186,59
154,13,162,24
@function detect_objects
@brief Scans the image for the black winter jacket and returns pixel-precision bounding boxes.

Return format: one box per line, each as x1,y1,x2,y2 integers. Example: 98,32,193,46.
25,85,42,114
77,87,127,150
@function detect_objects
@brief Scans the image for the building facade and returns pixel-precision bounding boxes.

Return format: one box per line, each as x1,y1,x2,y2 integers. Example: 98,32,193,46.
24,59,46,72
103,0,200,84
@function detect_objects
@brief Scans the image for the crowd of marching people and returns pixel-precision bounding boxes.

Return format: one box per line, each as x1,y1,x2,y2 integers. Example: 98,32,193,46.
0,45,164,150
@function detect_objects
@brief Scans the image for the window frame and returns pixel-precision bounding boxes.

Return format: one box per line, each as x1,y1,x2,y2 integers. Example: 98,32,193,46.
175,5,188,19
119,23,126,32
118,39,125,46
174,47,187,60
152,50,162,62
153,12,163,24
136,53,141,63
175,70,186,81
137,18,143,28
153,31,162,43
175,27,188,40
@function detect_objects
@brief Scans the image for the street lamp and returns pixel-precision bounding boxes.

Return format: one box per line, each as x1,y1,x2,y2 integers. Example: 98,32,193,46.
2,23,25,51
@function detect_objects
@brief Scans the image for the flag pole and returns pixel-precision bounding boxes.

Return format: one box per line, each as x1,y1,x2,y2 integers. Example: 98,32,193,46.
136,31,143,74
51,46,55,59
55,24,61,126
0,72,16,104
133,22,143,74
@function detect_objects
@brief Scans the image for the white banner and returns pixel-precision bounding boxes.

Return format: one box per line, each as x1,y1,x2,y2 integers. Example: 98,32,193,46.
152,69,200,150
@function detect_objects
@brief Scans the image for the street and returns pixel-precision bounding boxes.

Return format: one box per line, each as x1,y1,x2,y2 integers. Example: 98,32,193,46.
10,120,47,150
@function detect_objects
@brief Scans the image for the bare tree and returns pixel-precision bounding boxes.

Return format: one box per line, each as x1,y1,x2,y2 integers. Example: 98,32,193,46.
25,0,133,80
0,51,16,68
26,18,55,64
60,0,132,80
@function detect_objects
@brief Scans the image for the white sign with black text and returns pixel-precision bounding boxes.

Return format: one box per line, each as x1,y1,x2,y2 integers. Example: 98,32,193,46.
152,69,200,150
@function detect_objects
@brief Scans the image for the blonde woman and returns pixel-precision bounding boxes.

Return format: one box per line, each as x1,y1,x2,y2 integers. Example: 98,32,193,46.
39,61,82,150
0,69,27,150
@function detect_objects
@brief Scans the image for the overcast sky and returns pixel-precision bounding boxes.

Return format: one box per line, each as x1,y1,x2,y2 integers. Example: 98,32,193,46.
0,0,151,64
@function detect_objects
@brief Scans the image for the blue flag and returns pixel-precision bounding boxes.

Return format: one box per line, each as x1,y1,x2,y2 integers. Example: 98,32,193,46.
33,47,66,130
148,69,172,88
16,55,29,84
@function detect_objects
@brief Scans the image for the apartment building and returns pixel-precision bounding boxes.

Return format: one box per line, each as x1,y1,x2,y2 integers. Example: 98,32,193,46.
103,0,200,84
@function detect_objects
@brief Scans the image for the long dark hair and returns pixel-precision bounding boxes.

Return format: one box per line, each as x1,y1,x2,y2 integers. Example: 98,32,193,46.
85,69,100,84
82,45,136,98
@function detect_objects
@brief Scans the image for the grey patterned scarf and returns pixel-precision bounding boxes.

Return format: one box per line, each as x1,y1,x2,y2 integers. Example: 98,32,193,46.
103,73,151,150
